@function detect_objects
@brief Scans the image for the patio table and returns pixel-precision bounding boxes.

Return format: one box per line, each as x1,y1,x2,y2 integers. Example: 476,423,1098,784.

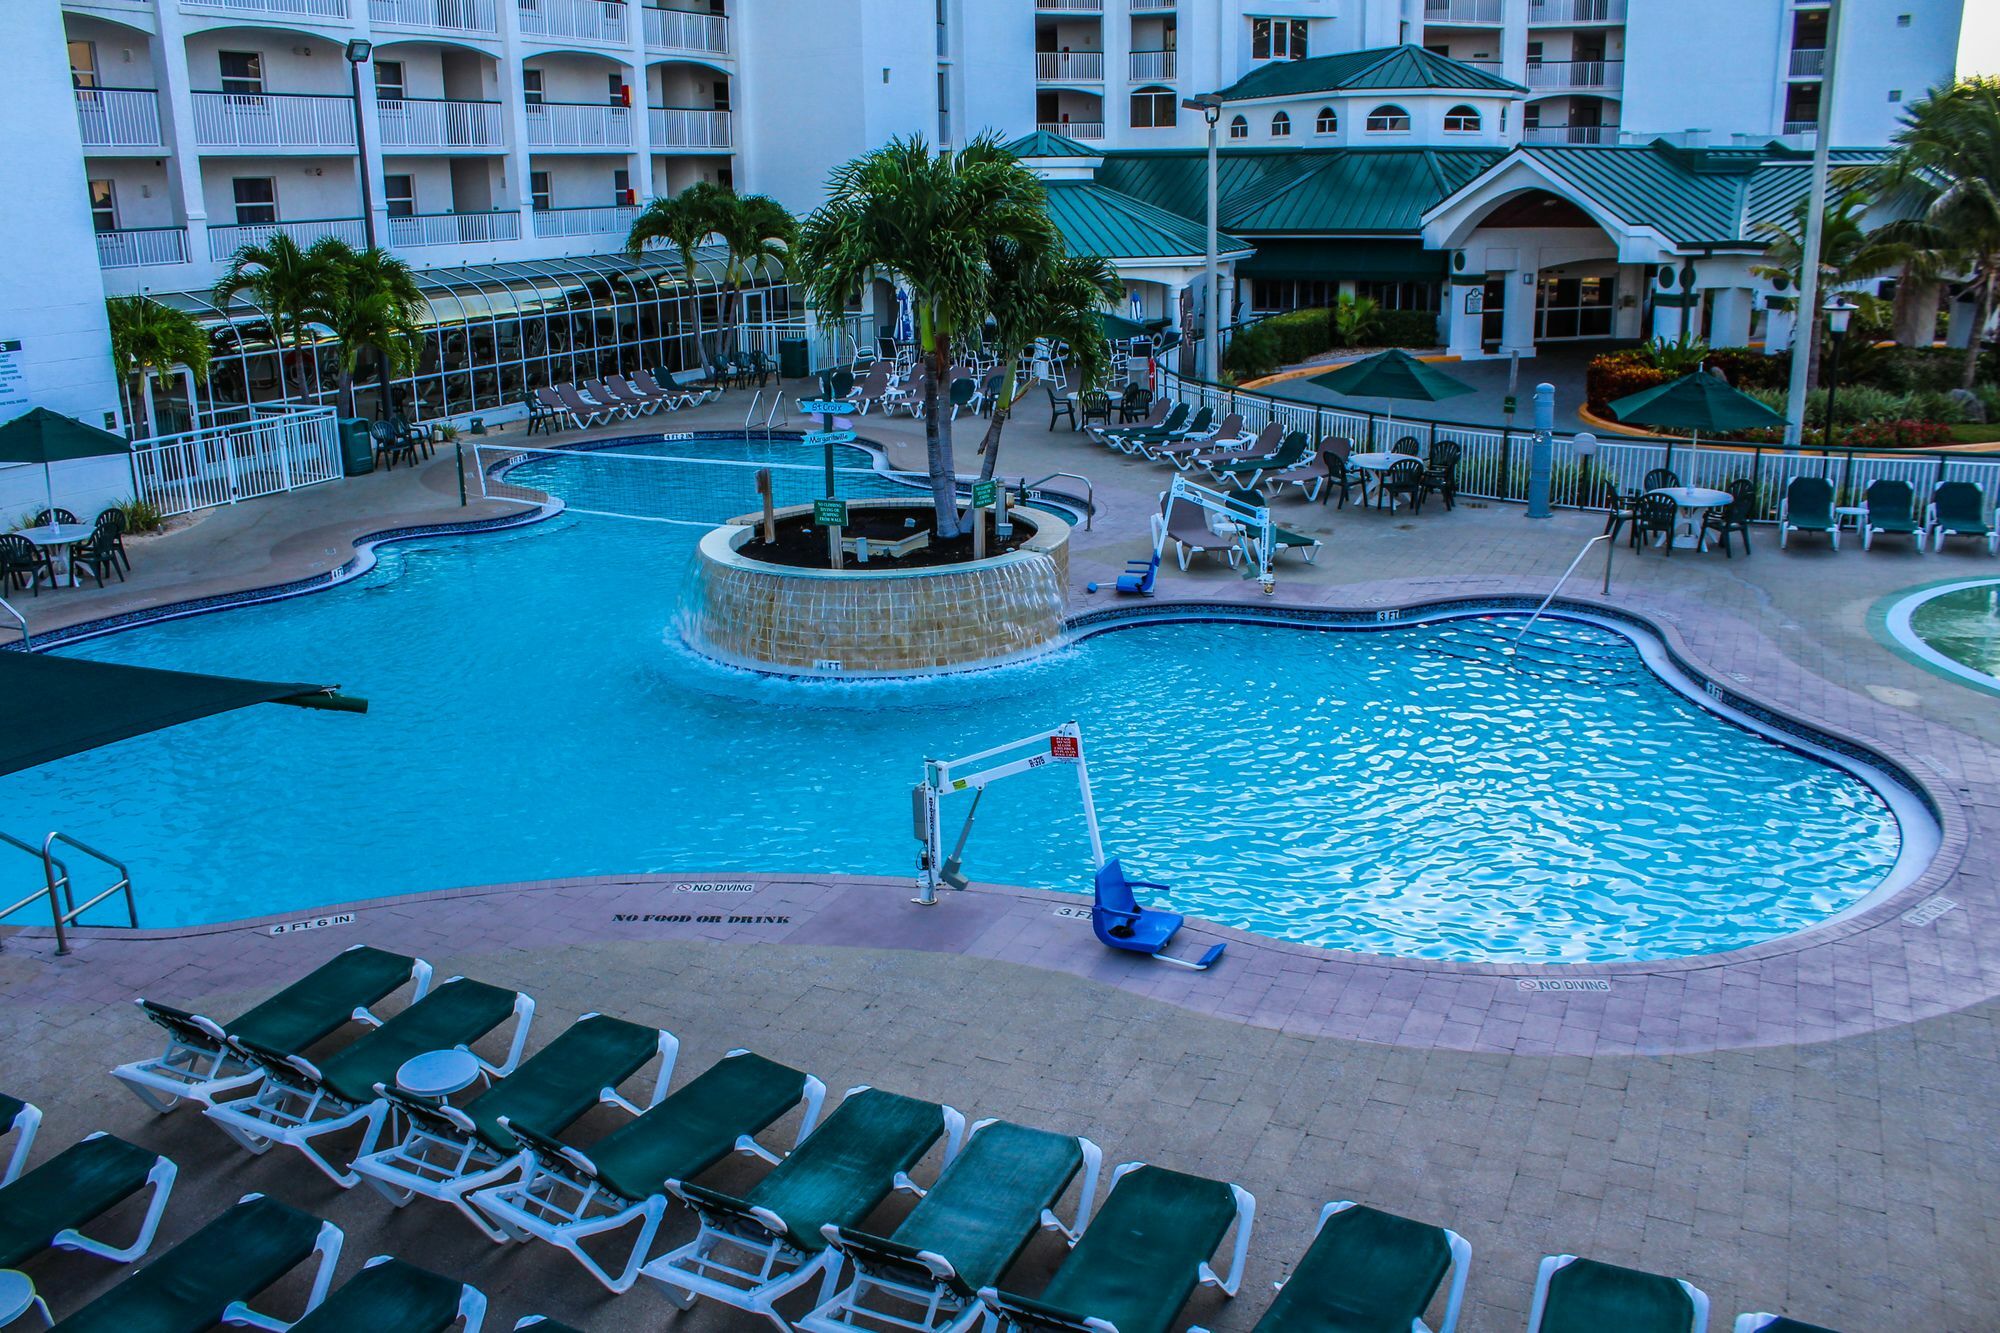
19,523,93,588
1348,452,1415,509
1649,486,1731,550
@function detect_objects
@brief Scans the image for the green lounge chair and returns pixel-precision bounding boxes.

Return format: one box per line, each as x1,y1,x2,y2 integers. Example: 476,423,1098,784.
1734,1315,1839,1332
112,944,432,1113
1525,1255,1709,1333
1096,400,1175,451
1,1093,38,1185
514,1320,584,1332
0,1132,175,1273
1174,421,1280,471
1862,479,1921,550
204,975,534,1186
641,1085,962,1329
1928,480,1999,553
1778,476,1838,550
1253,1201,1470,1333
1108,402,1192,453
804,1120,1101,1333
48,1193,341,1333
1132,407,1216,460
350,1013,675,1240
1226,489,1322,565
1212,432,1309,488
286,1255,486,1332
979,1162,1256,1333
472,1050,824,1292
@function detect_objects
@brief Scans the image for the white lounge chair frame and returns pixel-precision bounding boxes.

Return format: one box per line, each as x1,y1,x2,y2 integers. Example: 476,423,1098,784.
350,1018,678,1242
216,1192,345,1331
470,1051,828,1293
1525,1254,1709,1333
1286,1201,1470,1333
2,1097,39,1185
16,1131,178,1265
233,1253,488,1333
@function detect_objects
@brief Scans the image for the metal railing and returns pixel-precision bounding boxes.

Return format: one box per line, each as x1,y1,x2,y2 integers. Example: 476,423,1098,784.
132,406,344,517
192,91,357,150
1790,47,1827,77
1036,0,1102,9
1526,59,1623,91
517,0,629,43
0,597,24,649
96,226,191,269
1037,120,1104,140
531,203,637,237
1130,0,1175,9
1,831,137,957
208,216,366,261
1784,118,1819,136
1037,51,1105,81
650,107,732,150
1024,471,1093,529
1517,534,1613,644
525,101,632,148
1527,0,1626,22
1523,123,1619,144
1423,0,1503,21
386,209,521,246
74,88,163,148
1129,50,1176,80
180,0,347,16
645,5,729,54
376,97,505,149
370,0,498,30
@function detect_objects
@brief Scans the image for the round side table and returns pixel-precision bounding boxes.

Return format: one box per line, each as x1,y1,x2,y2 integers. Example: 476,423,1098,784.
0,1270,52,1329
395,1048,482,1100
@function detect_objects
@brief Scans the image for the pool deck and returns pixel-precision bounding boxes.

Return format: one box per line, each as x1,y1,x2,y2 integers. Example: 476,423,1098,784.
5,390,2000,1329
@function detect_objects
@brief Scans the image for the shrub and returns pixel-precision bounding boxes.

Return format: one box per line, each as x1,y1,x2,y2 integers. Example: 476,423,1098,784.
1376,309,1439,347
117,497,165,533
1586,350,1672,416
1702,347,1788,391
1330,296,1381,348
1221,321,1283,380
1222,307,1331,380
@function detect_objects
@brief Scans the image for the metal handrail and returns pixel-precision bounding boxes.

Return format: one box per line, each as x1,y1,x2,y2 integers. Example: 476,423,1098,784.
742,388,762,434
1022,471,1094,529
0,595,25,648
1514,533,1612,646
761,393,785,438
0,829,136,956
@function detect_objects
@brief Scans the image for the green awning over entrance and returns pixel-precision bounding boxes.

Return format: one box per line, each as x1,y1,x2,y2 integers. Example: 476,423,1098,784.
0,651,364,776
1236,239,1447,282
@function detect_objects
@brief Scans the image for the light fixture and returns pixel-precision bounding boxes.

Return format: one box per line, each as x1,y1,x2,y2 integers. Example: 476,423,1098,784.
1823,293,1857,336
344,38,372,63
1573,431,1597,459
1181,93,1223,125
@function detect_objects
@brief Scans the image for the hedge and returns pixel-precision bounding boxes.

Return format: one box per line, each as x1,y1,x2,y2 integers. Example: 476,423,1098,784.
1223,305,1441,381
1375,309,1439,348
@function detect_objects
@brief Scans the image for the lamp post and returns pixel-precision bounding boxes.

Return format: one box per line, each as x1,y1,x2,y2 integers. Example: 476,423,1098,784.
1182,94,1223,383
1823,292,1856,500
343,39,377,249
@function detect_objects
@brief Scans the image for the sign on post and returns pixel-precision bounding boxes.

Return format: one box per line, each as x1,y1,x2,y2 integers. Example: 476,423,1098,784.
971,479,998,508
805,430,857,448
1049,734,1079,760
813,497,849,528
799,401,857,416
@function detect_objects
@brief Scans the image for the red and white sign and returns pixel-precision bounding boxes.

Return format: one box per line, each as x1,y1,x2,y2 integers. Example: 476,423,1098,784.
1049,734,1079,760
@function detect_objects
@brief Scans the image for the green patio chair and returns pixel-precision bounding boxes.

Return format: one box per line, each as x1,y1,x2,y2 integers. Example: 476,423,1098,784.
472,1050,824,1292
47,1193,341,1333
351,1013,675,1240
1779,476,1838,549
204,975,534,1186
640,1085,962,1326
287,1255,486,1332
1226,489,1321,565
1733,1315,1840,1332
806,1119,1100,1333
978,1162,1256,1333
1861,479,1920,550
113,944,432,1114
1525,1255,1709,1333
0,1132,175,1271
1703,478,1756,557
1928,480,1998,554
0,1094,37,1185
1253,1201,1471,1333
1212,432,1309,487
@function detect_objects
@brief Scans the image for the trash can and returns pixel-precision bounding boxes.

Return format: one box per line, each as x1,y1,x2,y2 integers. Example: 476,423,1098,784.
778,337,809,381
338,417,375,476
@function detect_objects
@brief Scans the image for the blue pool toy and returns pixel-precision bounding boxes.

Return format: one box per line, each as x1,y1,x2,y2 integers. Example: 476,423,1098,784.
1092,858,1226,970
1086,581,1099,594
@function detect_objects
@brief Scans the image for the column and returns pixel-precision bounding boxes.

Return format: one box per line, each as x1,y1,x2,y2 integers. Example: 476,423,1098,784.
1708,287,1753,348
496,0,537,246
150,2,209,266
1499,268,1537,357
1764,300,1795,355
1500,0,1530,92
624,17,651,201
1613,265,1645,339
1446,274,1485,358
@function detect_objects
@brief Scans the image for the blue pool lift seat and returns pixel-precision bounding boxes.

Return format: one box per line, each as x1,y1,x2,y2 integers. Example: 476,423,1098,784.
1092,859,1226,970
1115,554,1160,596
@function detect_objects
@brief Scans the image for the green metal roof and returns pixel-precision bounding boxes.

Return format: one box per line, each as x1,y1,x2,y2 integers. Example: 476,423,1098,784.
1004,130,1101,159
1213,45,1525,102
1092,147,1503,236
1042,181,1253,261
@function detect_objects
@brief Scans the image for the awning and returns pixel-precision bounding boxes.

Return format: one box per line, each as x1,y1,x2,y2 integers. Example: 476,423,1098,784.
0,652,364,777
1236,239,1447,282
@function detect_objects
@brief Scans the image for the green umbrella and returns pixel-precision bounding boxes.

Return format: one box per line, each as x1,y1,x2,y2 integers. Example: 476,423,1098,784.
0,408,132,522
1607,370,1786,466
1306,349,1475,447
1096,310,1152,341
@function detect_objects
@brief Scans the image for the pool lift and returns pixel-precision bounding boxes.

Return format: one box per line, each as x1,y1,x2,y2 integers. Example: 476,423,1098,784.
911,721,1226,971
1153,475,1278,595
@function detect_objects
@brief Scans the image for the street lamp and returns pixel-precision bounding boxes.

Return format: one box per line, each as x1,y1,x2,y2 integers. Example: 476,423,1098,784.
1823,292,1857,499
1182,93,1223,383
344,39,377,249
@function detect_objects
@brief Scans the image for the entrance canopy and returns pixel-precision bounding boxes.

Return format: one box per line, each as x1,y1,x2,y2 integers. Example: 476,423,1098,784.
0,651,363,777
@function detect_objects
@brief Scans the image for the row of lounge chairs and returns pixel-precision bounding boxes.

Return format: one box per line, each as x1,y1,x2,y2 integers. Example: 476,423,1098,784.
531,371,720,432
1778,476,1999,553
0,943,1843,1332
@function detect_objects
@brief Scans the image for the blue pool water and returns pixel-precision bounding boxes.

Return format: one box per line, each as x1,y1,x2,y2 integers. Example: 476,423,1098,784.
4,436,1913,963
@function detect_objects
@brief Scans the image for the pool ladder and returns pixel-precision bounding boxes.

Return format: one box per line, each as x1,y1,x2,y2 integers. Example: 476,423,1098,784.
743,390,789,440
0,596,24,648
0,830,138,956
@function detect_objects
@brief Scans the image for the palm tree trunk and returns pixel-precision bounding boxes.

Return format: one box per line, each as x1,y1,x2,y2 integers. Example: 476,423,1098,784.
975,366,1018,482
140,371,158,440
338,367,356,419
1891,269,1938,347
921,312,958,539
1964,261,1996,391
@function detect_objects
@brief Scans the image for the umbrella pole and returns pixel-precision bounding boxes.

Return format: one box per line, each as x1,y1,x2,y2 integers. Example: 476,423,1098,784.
43,463,54,524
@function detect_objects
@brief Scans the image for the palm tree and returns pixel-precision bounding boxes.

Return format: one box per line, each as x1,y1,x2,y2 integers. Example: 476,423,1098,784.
711,192,794,357
1751,189,1905,390
321,246,426,418
973,238,1121,485
797,134,1055,538
1850,77,2000,388
105,296,210,438
626,181,728,372
212,232,340,401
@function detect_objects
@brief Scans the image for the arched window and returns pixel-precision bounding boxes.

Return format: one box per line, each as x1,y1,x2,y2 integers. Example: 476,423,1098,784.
1366,104,1411,132
1444,104,1481,132
1130,86,1177,129
1270,110,1291,138
1228,114,1249,140
1315,106,1337,134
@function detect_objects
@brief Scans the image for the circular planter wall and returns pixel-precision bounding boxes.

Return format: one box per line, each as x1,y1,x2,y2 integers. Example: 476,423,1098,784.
680,497,1071,677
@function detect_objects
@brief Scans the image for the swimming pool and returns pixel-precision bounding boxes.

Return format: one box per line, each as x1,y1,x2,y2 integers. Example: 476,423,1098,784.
1879,578,2000,698
5,434,1928,963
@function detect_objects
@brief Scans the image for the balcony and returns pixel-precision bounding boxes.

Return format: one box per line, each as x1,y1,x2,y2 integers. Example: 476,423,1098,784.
1129,50,1176,81
1037,51,1105,82
525,101,632,149
192,91,356,150
95,226,189,269
376,97,505,150
1130,0,1174,9
1035,0,1101,10
517,0,628,45
532,203,637,238
1525,59,1624,92
75,88,163,149
1783,119,1819,135
386,210,522,246
208,217,366,262
369,0,499,33
1523,123,1619,144
1789,47,1826,77
645,6,729,56
1527,0,1627,23
649,107,732,151
180,0,349,17
1423,0,1503,23
1037,120,1104,140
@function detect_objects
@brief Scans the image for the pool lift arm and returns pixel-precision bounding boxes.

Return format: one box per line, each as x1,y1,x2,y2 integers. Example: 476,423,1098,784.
1156,475,1277,595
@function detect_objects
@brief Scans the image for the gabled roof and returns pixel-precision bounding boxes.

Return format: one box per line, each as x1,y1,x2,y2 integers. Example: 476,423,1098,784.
1213,45,1525,102
1041,181,1253,261
1092,147,1504,236
1003,130,1101,159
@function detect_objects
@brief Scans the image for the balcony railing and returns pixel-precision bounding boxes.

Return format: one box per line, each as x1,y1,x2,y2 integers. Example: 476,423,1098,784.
95,226,189,269
192,91,356,150
1525,59,1624,91
370,0,498,32
1523,123,1618,144
1035,0,1101,10
75,88,163,149
1130,0,1175,10
179,0,349,17
377,98,505,149
1789,47,1826,77
532,204,637,238
1037,120,1104,140
1527,0,1626,23
525,101,632,148
1037,52,1105,81
386,210,522,246
517,0,628,44
1423,0,1503,23
649,107,732,150
208,217,366,262
1129,50,1176,80
645,6,729,55
1783,119,1819,135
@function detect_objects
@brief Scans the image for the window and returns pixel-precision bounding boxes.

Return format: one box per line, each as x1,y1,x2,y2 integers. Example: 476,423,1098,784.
374,59,405,100
384,173,415,217
1888,88,1903,102
1444,104,1481,132
712,75,730,111
68,41,97,89
1250,18,1308,61
1366,104,1410,132
1356,280,1438,312
1315,106,1337,134
232,177,276,225
613,167,630,202
1130,87,1176,129
218,51,264,96
1523,102,1542,129
522,69,544,105
607,72,624,104
1269,110,1290,137
529,170,551,211
1228,114,1248,140
1896,12,1911,25
88,179,116,232
717,164,733,190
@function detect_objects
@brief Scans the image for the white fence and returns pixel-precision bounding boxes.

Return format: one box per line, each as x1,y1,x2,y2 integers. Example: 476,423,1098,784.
518,0,628,43
649,108,732,150
96,227,191,269
74,89,163,148
370,0,497,31
209,218,367,261
387,210,521,247
131,408,344,519
738,313,874,372
376,98,504,149
192,92,357,150
525,102,632,148
531,204,636,238
644,6,729,53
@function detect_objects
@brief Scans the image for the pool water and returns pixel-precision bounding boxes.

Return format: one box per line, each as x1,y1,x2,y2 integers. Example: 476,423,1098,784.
1906,581,2000,686
4,436,1912,963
